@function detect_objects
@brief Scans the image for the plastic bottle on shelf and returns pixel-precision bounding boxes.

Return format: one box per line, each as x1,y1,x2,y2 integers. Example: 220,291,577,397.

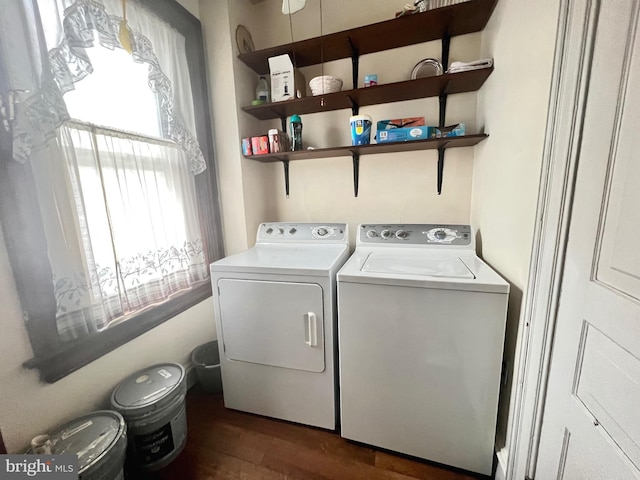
256,76,270,102
290,115,303,151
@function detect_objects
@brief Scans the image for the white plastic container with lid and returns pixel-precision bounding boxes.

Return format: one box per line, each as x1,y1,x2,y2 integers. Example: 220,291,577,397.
30,411,127,480
110,363,187,472
350,114,372,145
256,76,270,102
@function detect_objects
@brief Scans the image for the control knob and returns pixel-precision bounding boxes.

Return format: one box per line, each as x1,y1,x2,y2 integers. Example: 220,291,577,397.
277,227,284,235
434,229,447,240
316,227,328,237
380,229,391,239
265,227,273,234
395,230,408,239
366,229,377,238
289,228,297,235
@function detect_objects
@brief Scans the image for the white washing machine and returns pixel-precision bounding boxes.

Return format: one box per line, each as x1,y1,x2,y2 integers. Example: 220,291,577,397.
210,222,349,429
337,224,509,476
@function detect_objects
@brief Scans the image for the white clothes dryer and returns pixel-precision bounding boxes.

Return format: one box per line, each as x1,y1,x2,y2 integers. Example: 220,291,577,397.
210,223,349,429
337,224,509,476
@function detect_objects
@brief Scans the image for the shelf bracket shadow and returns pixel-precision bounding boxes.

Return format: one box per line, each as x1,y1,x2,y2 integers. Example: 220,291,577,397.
282,160,290,198
347,37,359,90
280,116,287,133
349,150,360,197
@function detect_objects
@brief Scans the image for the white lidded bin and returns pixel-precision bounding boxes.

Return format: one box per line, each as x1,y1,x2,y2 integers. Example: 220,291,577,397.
35,410,127,480
110,363,187,472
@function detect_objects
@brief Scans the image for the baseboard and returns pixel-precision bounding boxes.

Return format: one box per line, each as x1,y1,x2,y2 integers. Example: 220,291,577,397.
494,447,508,480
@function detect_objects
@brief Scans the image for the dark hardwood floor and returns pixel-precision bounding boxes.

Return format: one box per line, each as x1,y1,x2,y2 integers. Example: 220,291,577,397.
139,387,484,480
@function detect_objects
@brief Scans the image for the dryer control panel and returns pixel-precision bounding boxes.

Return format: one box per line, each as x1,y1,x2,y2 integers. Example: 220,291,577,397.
257,223,348,243
358,224,473,248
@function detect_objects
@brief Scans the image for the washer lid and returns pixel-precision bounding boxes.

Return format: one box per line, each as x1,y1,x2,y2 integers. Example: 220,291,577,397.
362,254,475,279
338,251,510,294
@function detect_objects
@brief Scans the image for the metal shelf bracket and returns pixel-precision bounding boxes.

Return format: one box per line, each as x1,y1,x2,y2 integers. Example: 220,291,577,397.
435,32,452,195
350,150,360,197
347,37,360,90
436,141,450,195
347,96,359,116
283,160,290,197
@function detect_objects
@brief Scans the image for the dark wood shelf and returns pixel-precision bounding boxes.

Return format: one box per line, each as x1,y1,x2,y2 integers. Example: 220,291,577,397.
243,134,488,163
241,67,493,120
238,0,498,74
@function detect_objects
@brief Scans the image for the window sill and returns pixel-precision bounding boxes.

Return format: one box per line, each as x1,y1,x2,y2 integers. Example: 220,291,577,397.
23,282,212,383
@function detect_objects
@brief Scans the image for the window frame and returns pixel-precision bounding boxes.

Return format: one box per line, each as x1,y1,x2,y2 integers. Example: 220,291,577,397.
0,0,223,383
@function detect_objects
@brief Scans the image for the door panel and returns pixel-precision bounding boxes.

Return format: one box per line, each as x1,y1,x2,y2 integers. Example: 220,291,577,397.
574,324,640,469
596,4,640,300
217,279,325,373
536,1,640,478
559,425,638,480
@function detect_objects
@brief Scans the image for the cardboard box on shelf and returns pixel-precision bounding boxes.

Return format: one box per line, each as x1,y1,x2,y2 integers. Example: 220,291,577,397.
377,126,435,143
251,136,269,155
436,123,466,137
376,117,426,131
376,121,466,143
268,54,307,102
268,129,289,153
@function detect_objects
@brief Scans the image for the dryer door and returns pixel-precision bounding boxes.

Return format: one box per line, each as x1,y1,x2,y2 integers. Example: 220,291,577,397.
217,279,325,373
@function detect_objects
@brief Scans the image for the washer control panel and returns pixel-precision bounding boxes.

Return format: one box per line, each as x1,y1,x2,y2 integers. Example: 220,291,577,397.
359,224,472,247
257,223,347,243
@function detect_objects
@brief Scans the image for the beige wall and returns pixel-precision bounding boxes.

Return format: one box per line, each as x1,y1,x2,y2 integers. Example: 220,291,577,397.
238,0,483,242
0,0,219,453
200,0,280,252
472,0,559,462
0,0,560,461
177,0,199,18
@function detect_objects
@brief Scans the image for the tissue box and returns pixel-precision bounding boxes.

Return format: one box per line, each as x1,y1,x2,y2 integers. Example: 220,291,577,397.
377,126,435,143
376,117,425,131
434,123,466,138
269,54,307,102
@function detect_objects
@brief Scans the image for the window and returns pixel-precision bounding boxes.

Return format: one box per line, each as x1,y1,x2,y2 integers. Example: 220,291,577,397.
0,0,223,382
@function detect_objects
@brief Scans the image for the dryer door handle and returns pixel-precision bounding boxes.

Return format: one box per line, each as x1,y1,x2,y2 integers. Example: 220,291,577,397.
304,312,317,347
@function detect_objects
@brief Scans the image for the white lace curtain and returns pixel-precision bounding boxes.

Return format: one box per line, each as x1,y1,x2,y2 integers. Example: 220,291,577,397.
3,0,206,174
0,0,209,342
30,124,208,341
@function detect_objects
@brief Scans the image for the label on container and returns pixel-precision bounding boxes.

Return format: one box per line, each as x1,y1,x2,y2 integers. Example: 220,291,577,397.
134,423,175,464
364,74,378,87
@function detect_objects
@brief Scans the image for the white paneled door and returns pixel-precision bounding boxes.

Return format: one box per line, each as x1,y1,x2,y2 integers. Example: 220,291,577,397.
536,1,640,478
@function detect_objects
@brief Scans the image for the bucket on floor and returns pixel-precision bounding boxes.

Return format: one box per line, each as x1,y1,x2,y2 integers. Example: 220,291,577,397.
191,341,222,393
30,411,127,480
110,363,187,472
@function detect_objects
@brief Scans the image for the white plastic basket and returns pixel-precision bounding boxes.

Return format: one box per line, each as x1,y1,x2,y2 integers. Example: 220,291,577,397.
309,75,343,96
